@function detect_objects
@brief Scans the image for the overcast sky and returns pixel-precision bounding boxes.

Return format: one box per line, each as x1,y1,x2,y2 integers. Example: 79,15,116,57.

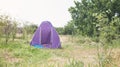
0,0,75,27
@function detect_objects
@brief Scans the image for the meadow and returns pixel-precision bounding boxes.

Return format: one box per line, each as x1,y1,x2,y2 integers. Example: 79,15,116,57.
0,35,120,67
0,0,120,67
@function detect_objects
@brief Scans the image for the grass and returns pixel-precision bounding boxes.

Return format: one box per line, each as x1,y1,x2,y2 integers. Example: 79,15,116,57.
64,58,84,67
0,35,120,67
0,41,52,67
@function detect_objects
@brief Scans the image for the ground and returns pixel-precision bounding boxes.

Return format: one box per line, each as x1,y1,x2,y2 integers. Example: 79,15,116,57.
0,35,120,67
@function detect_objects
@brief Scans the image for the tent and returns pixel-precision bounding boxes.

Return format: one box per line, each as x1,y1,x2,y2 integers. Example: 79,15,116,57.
30,21,61,48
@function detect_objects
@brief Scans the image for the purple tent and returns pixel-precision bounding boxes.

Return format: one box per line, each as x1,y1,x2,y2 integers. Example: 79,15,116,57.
30,21,61,48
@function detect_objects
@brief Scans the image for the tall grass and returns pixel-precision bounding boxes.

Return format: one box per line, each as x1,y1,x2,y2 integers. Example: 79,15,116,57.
0,35,120,67
65,59,84,67
0,40,52,67
64,35,120,67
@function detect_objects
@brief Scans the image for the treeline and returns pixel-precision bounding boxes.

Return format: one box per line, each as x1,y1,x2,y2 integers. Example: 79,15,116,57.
57,0,120,42
0,14,37,44
55,25,74,35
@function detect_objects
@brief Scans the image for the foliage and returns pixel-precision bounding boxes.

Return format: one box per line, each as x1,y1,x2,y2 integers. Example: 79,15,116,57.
55,27,64,35
0,14,38,44
23,23,38,34
22,23,37,40
11,21,18,41
68,0,120,38
67,1,120,67
64,21,75,35
0,15,13,44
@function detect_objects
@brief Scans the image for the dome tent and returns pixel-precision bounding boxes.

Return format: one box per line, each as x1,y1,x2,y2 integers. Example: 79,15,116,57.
30,21,61,48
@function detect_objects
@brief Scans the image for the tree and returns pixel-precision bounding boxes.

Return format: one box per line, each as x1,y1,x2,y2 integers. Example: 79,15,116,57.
68,0,120,38
55,27,64,35
0,15,7,41
0,14,12,44
64,21,75,35
22,23,37,42
69,0,97,36
11,21,18,41
0,14,18,44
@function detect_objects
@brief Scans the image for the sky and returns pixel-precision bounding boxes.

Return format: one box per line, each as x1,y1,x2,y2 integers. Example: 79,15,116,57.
0,0,75,27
